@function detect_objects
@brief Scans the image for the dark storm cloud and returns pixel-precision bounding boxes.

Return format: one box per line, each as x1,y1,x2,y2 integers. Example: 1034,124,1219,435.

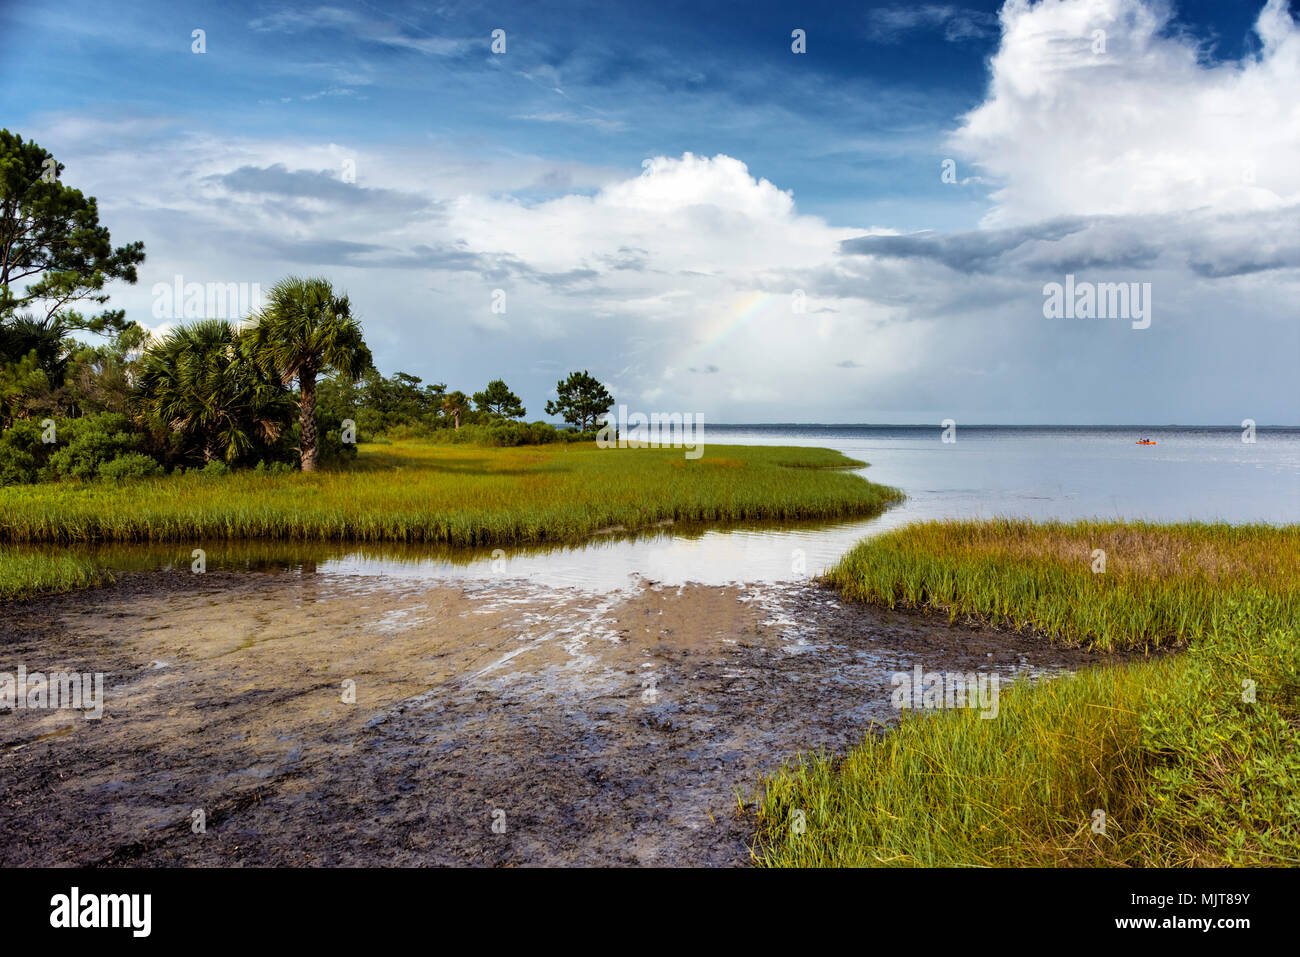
1182,206,1300,278
840,218,1092,273
213,164,440,217
1189,252,1300,278
349,243,601,289
842,208,1300,280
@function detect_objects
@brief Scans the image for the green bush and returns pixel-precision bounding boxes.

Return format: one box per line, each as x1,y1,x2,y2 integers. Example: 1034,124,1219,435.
0,442,38,485
254,459,296,475
44,413,145,481
99,451,164,482
0,419,47,484
426,420,572,447
199,458,230,477
381,422,418,441
1,413,168,483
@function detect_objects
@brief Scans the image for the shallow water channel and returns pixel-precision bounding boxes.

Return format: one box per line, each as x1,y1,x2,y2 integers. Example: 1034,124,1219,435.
2,520,1116,866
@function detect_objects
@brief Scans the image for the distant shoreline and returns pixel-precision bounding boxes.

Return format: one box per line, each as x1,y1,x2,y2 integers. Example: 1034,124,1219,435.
700,423,1300,430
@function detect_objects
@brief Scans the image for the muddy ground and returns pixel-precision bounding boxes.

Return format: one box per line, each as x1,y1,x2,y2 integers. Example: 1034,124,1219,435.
0,569,1120,866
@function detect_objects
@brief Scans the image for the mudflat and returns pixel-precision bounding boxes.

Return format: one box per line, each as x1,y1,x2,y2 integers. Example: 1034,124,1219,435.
0,569,1113,866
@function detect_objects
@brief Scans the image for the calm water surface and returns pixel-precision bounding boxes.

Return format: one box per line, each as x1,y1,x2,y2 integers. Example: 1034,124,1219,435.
189,425,1300,590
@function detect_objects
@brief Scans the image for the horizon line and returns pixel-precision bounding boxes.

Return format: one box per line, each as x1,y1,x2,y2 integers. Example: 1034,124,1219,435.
690,422,1299,429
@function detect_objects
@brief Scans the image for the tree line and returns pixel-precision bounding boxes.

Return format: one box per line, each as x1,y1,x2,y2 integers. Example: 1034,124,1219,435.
325,368,614,444
0,129,616,484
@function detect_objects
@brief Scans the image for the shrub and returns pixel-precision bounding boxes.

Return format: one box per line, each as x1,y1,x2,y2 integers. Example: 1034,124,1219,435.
99,452,165,482
425,420,571,447
254,459,295,475
0,441,38,485
0,419,47,484
381,423,417,441
44,413,143,481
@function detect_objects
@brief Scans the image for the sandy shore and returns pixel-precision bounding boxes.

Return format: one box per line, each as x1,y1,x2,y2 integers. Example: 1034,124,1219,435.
1,569,1115,866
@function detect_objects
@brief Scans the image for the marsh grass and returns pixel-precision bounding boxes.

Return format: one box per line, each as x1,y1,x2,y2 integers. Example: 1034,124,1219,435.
0,441,899,546
0,552,111,601
824,519,1300,651
754,520,1300,867
0,440,901,598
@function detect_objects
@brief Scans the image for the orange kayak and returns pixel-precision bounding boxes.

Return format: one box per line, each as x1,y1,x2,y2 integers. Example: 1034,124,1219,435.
1136,440,1157,445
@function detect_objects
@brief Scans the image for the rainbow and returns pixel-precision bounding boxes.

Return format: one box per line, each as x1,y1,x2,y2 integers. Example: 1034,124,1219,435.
677,291,779,370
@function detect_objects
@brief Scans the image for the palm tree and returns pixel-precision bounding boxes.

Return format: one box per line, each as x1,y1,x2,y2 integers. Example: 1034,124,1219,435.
245,277,372,471
0,315,69,383
137,320,291,464
0,315,70,427
441,390,468,430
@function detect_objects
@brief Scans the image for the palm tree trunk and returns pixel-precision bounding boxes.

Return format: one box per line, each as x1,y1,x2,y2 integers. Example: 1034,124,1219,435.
299,368,318,472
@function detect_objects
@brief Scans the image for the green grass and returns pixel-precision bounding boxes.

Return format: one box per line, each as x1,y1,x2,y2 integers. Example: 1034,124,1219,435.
824,519,1300,651
753,520,1300,867
0,439,901,598
0,551,113,602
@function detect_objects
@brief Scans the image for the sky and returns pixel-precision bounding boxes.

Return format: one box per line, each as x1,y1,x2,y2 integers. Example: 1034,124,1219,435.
1,0,1297,424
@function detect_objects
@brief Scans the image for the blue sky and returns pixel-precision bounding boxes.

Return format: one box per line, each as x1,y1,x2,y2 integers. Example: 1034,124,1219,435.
3,0,1016,229
2,0,1298,423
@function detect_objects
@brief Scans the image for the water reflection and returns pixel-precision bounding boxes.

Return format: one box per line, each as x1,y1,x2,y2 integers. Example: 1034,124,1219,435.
19,511,899,593
16,425,1296,592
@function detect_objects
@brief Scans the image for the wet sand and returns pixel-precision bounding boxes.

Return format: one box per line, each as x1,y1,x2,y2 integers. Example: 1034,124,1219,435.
1,570,1117,866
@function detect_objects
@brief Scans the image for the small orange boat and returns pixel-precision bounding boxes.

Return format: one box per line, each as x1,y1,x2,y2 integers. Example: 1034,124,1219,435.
1136,439,1157,445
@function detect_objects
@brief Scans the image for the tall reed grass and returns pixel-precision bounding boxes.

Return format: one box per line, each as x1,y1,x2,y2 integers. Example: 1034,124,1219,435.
0,440,902,599
0,441,901,547
825,519,1300,651
754,520,1300,867
0,552,111,601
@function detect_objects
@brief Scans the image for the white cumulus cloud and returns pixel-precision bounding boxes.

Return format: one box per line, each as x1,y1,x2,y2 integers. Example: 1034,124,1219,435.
951,0,1300,223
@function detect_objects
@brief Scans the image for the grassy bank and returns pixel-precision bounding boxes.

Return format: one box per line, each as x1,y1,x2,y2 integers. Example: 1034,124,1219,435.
825,519,1300,651
0,551,113,601
753,520,1300,867
0,440,901,599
